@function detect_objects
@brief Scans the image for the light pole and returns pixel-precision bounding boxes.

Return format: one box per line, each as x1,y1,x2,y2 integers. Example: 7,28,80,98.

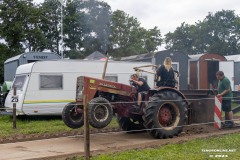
58,0,64,59
60,4,63,59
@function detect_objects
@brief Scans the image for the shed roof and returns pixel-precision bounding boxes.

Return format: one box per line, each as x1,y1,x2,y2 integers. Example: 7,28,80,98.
120,52,154,61
5,54,22,63
189,53,226,61
4,52,60,63
225,55,240,62
120,55,138,61
188,54,204,61
84,51,107,60
120,50,190,61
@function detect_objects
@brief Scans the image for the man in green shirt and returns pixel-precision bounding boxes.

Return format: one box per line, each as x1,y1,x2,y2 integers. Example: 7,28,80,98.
216,71,234,128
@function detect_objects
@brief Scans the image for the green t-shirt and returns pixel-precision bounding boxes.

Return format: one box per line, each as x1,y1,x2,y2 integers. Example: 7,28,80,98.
217,76,233,99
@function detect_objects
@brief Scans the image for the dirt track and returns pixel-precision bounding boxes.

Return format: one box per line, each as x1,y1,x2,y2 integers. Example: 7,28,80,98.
0,125,239,160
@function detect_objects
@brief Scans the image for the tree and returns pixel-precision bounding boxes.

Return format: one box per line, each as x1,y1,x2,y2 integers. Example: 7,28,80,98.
0,0,163,61
109,10,162,57
0,0,47,53
81,0,112,55
0,44,14,82
165,22,196,54
201,10,240,55
39,0,62,55
144,26,162,53
62,0,112,58
109,10,142,57
165,10,240,55
63,0,89,59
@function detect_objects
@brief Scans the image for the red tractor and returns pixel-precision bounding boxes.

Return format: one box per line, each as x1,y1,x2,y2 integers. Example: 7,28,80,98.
62,71,190,139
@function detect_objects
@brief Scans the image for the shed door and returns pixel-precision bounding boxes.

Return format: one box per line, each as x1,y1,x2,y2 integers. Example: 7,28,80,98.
219,61,234,90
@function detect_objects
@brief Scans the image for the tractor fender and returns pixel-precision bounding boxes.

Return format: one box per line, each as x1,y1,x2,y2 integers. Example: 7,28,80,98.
148,87,189,105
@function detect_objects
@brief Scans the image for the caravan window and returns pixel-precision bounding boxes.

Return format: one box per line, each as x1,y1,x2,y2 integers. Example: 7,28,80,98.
40,75,63,89
12,75,27,90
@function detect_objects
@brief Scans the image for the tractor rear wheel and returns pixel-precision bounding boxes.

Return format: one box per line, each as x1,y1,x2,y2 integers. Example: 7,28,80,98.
117,116,145,133
88,97,113,129
143,90,187,139
62,102,84,129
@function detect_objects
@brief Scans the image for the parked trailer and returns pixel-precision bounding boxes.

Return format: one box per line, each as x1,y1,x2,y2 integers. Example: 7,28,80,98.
1,52,61,108
4,60,154,115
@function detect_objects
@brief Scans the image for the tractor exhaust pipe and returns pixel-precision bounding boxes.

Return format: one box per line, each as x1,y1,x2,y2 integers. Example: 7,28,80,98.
102,51,109,79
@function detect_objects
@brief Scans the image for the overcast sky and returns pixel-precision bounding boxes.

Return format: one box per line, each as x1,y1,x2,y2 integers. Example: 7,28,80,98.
34,0,240,36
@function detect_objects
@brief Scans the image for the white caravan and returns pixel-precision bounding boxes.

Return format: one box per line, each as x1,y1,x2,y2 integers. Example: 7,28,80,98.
4,60,154,115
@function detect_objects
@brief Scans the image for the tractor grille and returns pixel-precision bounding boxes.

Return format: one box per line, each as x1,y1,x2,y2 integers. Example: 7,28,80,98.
76,76,84,102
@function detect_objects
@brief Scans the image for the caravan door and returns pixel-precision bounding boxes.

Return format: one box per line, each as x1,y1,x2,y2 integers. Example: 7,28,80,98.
219,61,234,90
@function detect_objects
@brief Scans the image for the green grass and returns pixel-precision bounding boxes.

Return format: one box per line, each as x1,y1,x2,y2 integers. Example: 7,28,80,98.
0,115,119,138
0,115,70,137
75,133,240,160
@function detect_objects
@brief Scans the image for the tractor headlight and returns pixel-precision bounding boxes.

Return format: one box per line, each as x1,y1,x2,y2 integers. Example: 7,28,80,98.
77,86,83,97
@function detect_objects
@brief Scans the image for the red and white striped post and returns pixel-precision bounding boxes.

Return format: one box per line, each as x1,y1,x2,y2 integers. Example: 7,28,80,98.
214,96,222,129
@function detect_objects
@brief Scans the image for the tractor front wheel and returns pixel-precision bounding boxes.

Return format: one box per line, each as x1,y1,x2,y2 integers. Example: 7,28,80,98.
88,97,113,129
62,102,84,129
143,91,187,139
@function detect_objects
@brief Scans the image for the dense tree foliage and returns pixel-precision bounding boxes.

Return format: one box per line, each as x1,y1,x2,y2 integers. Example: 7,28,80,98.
0,44,14,82
109,10,162,57
0,1,240,82
165,10,240,55
63,0,86,59
39,0,62,54
0,0,45,53
0,0,162,82
0,0,162,57
63,0,113,58
81,0,112,54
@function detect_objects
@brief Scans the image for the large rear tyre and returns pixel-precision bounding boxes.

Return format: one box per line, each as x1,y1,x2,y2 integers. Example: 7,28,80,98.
88,97,113,129
117,116,145,133
143,91,187,139
62,102,84,129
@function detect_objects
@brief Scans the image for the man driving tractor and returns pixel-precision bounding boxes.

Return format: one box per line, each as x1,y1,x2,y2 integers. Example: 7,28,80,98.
129,74,150,112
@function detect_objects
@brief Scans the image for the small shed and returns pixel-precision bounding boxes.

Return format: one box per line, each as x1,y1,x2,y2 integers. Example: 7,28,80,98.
189,53,234,90
4,52,61,81
120,50,189,90
225,54,240,91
